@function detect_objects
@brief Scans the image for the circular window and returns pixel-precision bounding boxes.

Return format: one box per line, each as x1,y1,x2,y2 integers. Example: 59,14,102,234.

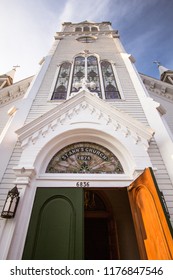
77,36,96,43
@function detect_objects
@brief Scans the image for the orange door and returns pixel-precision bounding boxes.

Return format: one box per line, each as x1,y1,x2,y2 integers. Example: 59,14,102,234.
128,168,173,260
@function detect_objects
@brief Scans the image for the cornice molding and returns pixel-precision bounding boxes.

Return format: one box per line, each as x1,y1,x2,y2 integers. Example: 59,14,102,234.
54,30,119,39
140,73,173,102
0,77,33,106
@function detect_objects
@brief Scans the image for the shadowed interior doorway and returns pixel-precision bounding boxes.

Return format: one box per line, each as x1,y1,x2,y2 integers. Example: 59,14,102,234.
84,188,140,260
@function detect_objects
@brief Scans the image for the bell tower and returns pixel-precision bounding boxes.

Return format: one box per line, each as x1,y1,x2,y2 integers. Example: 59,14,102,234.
50,21,121,101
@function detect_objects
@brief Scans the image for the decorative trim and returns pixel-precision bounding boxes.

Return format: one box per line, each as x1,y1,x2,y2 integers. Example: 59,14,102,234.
54,30,119,39
0,77,33,106
140,74,173,102
13,167,36,185
15,91,154,149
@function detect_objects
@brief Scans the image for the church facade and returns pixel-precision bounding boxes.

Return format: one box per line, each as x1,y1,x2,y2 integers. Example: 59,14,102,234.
0,21,173,260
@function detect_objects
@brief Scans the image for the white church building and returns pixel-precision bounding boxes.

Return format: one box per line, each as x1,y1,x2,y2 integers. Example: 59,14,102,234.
0,21,173,260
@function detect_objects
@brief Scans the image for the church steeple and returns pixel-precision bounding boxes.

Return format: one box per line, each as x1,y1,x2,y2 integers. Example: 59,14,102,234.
0,67,18,89
154,61,173,85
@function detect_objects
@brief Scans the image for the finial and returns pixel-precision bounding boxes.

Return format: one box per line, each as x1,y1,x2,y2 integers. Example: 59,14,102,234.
153,61,173,84
13,65,20,71
153,61,161,67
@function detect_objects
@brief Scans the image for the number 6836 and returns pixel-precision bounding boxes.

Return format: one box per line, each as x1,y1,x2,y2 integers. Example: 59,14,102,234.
76,181,90,188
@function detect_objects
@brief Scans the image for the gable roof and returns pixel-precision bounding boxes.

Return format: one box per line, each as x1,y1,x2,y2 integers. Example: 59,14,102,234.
16,90,154,147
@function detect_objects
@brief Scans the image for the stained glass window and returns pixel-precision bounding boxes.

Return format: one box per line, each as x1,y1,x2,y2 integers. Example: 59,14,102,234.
87,56,101,97
101,61,120,99
52,62,71,100
71,56,85,93
46,142,124,174
51,57,120,101
71,55,102,98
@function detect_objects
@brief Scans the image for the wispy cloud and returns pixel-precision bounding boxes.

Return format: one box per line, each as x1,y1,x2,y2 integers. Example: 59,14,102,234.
58,0,111,24
0,0,172,81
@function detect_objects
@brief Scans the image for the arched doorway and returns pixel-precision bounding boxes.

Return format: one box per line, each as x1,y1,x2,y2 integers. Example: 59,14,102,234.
21,136,173,260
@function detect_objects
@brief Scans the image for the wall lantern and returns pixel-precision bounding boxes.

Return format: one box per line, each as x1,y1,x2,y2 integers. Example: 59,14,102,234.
1,186,20,219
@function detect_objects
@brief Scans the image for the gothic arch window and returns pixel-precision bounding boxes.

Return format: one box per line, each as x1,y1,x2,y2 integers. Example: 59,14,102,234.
51,58,121,101
46,142,124,174
51,62,71,100
71,55,102,98
71,56,85,92
101,61,120,99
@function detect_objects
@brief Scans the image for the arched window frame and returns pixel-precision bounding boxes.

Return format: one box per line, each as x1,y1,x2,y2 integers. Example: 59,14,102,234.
75,26,82,32
75,26,99,33
91,26,98,32
83,26,90,32
50,57,123,101
100,60,123,100
46,142,124,174
69,54,103,99
50,61,72,101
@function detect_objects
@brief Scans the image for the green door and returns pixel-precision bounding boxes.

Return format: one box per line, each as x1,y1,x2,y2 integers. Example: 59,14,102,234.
22,188,83,260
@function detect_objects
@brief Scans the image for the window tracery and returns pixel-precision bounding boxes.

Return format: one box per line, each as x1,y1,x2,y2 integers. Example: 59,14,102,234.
51,57,120,100
71,55,102,98
87,56,101,96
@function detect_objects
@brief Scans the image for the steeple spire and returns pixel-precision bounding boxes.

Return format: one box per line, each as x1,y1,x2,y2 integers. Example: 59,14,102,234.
0,66,19,89
154,61,173,85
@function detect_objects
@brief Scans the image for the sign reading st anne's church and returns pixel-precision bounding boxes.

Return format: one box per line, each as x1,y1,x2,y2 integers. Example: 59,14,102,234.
46,142,124,174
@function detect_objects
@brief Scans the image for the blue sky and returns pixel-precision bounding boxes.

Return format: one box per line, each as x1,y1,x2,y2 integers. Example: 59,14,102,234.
0,0,173,82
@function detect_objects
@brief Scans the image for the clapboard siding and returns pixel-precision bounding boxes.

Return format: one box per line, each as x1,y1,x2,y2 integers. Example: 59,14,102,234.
148,139,173,223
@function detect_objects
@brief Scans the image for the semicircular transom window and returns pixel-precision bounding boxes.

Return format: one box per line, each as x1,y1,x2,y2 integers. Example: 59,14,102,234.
46,142,124,174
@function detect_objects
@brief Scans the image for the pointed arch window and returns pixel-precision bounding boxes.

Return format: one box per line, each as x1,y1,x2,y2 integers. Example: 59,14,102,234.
71,55,102,98
101,61,120,99
51,62,71,100
51,58,121,101
71,56,85,92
